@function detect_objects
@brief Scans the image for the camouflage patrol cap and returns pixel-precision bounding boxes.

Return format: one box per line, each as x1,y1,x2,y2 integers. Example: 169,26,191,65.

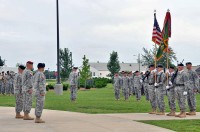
157,64,163,68
169,66,175,69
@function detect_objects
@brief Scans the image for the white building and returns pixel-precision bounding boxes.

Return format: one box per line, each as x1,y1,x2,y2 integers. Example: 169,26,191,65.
89,62,147,78
0,66,18,73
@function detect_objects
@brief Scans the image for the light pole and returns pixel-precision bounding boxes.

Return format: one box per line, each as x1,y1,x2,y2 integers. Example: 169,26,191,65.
54,0,63,95
48,68,50,79
133,53,141,73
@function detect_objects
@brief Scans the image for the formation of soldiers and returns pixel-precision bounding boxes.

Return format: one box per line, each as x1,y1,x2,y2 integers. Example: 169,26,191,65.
0,71,15,96
13,61,46,123
113,62,199,118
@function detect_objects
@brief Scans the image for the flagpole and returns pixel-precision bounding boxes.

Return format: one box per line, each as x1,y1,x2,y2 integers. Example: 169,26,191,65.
166,9,170,86
154,10,157,82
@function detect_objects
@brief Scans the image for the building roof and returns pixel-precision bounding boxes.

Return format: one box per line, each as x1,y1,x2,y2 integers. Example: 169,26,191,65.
89,62,147,72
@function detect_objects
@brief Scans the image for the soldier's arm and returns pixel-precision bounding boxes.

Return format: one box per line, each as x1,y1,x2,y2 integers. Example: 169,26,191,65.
193,71,199,91
26,71,33,90
183,72,189,90
39,73,46,95
14,75,19,90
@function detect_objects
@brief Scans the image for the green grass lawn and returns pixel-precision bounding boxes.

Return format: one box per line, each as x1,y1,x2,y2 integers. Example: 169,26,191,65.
139,120,200,132
1,83,200,114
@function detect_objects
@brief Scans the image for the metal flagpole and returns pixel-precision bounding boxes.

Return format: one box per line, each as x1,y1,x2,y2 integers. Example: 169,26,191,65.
154,10,157,82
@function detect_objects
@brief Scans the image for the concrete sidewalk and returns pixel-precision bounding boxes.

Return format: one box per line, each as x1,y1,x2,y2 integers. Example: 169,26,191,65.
0,107,178,132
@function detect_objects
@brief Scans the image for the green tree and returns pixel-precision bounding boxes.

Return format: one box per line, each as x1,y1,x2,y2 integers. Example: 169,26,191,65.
79,55,91,88
141,46,177,67
107,51,120,79
59,48,73,81
0,56,5,66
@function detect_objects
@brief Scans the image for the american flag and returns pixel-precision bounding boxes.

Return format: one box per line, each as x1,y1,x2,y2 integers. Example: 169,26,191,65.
152,13,162,45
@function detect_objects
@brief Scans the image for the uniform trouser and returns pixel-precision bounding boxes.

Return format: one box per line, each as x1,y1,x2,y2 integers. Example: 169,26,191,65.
23,92,33,114
187,89,196,112
167,88,176,111
144,83,149,101
6,83,11,95
114,86,120,100
135,87,141,100
123,87,129,100
35,93,45,117
129,86,132,95
175,86,186,112
148,85,157,109
1,83,5,94
70,85,77,101
155,87,165,112
11,83,14,94
0,84,2,94
15,93,23,113
132,87,135,94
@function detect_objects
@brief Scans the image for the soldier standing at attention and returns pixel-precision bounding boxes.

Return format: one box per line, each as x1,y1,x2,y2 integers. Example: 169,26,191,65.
113,72,121,100
185,62,199,116
5,71,11,96
22,61,34,120
69,67,78,102
128,72,133,96
0,73,2,95
1,72,5,95
174,63,189,118
14,65,26,119
148,64,157,114
33,63,46,123
143,71,150,101
154,65,166,115
166,66,176,116
122,71,129,101
133,71,142,101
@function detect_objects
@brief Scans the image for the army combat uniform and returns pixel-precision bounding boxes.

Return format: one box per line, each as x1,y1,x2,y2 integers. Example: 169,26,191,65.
128,75,134,96
5,74,11,95
155,71,166,115
143,77,150,101
33,71,46,121
69,71,78,101
22,69,34,119
166,72,176,116
133,75,142,101
113,76,121,100
122,76,129,100
148,71,157,114
14,73,24,118
174,70,189,118
186,69,199,115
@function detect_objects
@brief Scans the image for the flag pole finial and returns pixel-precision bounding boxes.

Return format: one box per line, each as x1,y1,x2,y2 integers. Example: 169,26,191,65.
167,9,170,12
154,10,156,13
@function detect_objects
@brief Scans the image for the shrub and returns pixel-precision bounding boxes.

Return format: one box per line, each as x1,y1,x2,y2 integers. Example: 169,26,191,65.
46,84,54,90
63,83,69,91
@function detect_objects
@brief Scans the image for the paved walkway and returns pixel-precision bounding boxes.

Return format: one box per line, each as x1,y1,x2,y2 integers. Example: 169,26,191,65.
2,107,199,132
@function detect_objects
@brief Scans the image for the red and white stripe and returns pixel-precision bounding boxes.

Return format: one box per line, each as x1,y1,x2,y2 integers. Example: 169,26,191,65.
152,27,162,45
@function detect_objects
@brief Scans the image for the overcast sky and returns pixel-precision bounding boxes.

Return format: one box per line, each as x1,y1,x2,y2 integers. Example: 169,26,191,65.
0,0,200,70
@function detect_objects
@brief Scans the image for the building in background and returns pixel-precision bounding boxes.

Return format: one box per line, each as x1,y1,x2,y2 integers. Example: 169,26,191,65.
0,66,18,73
89,62,147,78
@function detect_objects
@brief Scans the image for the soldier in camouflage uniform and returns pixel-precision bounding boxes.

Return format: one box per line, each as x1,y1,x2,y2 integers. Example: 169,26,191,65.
147,64,157,114
133,71,142,101
34,63,46,123
122,71,129,100
14,65,26,119
174,63,189,118
154,65,166,115
10,72,15,95
22,61,34,120
69,67,78,101
185,62,199,116
5,71,11,95
113,72,121,100
143,71,150,101
0,73,2,95
128,72,134,96
166,66,176,116
1,72,6,95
